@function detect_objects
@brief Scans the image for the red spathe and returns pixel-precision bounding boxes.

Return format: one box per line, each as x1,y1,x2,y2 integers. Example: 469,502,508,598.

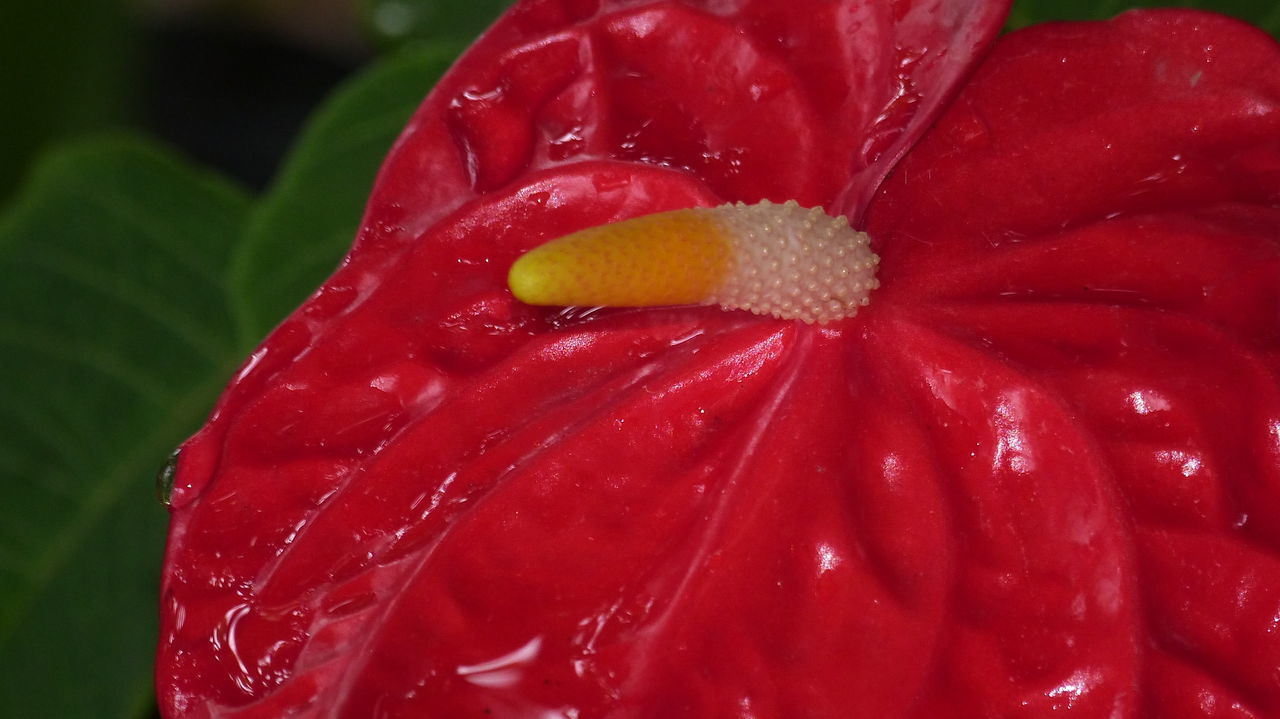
157,1,1280,716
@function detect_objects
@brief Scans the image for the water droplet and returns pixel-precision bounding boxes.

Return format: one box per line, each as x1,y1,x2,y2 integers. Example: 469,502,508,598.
548,126,585,161
156,448,180,506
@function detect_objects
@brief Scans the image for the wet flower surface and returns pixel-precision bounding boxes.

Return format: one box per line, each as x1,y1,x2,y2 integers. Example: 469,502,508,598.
157,1,1280,716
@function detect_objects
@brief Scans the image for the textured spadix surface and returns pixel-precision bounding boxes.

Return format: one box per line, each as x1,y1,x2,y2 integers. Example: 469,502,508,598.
509,200,879,323
157,1,1280,717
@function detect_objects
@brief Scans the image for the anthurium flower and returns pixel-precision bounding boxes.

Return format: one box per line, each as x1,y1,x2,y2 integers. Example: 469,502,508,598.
156,0,1280,716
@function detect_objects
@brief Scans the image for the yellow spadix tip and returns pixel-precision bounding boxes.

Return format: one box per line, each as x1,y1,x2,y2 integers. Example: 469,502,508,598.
508,200,879,324
509,208,732,309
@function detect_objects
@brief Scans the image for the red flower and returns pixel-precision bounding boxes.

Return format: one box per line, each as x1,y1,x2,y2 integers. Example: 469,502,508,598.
157,1,1280,716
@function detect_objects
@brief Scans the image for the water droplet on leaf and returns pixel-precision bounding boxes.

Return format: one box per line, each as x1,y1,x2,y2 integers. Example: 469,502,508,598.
156,448,180,507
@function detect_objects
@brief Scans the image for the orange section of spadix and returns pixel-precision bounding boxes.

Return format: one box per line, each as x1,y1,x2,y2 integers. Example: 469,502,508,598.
508,209,733,308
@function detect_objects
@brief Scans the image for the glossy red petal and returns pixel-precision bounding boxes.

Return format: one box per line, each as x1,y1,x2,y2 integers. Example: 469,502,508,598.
158,5,1280,719
866,10,1280,716
869,10,1280,280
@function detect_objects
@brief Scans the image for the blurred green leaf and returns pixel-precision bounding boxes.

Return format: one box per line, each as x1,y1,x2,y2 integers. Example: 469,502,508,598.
362,0,512,51
0,137,250,717
231,43,457,340
1008,0,1280,35
0,0,137,201
0,44,457,715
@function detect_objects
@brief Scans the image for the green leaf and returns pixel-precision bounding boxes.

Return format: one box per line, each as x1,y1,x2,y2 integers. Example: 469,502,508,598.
0,43,458,716
1007,0,1280,36
362,0,512,51
0,137,250,718
230,44,457,341
0,0,136,201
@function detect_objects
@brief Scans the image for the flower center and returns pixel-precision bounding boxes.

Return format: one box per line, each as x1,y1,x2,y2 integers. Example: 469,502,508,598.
508,199,879,324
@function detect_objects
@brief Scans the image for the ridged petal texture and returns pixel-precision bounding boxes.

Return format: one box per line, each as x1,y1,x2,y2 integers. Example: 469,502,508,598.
157,2,1280,717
